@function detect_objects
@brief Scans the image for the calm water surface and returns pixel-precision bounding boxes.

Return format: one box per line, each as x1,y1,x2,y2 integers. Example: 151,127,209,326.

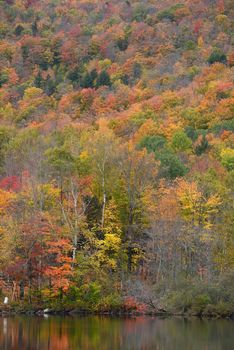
0,315,233,350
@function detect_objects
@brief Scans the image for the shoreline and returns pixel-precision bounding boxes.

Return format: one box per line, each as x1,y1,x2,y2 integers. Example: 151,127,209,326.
1,307,234,320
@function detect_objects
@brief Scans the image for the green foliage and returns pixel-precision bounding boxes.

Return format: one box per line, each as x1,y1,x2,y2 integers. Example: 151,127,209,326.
14,23,24,36
6,128,40,156
191,294,211,314
120,74,129,85
195,135,209,155
185,126,199,141
67,66,81,84
45,77,56,96
139,134,188,179
116,38,128,51
211,119,234,134
182,108,213,130
133,63,142,80
157,149,188,179
0,22,8,39
34,71,43,88
208,49,227,65
96,70,111,87
131,110,156,127
138,135,166,153
0,71,8,87
187,66,200,80
171,131,192,152
220,148,234,171
80,69,98,88
133,4,149,22
97,293,122,311
78,283,102,309
45,145,76,181
164,274,234,316
0,126,14,172
184,40,196,51
80,72,94,88
65,285,122,312
157,4,185,21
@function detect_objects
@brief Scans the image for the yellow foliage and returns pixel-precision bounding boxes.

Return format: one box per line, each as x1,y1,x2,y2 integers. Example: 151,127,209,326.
96,200,123,270
23,87,44,100
198,36,204,48
0,189,16,214
176,179,221,229
79,150,89,160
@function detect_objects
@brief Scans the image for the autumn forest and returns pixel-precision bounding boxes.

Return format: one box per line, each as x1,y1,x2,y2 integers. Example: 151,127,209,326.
0,0,233,317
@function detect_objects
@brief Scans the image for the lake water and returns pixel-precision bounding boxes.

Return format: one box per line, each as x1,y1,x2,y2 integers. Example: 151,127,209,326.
0,315,233,350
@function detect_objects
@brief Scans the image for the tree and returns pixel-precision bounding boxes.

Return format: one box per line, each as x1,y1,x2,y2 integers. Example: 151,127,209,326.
118,141,158,271
3,215,50,302
220,148,234,171
45,237,73,297
171,131,192,152
0,126,14,173
176,179,221,277
0,71,8,87
138,135,166,153
157,149,188,179
87,121,119,229
157,4,185,21
80,72,94,89
208,49,227,65
34,71,43,88
116,38,128,51
96,70,111,87
96,200,123,271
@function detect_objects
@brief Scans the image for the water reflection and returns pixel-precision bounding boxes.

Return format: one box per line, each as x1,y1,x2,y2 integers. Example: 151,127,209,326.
0,315,233,350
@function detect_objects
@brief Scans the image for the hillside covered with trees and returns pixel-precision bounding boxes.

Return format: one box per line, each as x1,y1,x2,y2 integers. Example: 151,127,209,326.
0,0,233,316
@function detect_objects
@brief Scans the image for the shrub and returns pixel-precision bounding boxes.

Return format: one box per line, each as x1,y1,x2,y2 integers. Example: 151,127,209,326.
122,296,147,314
97,293,122,312
162,273,234,316
166,290,194,313
191,294,211,315
80,283,101,308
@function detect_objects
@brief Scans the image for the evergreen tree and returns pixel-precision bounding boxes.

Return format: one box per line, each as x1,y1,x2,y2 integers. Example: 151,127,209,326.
96,70,111,87
208,49,227,65
80,72,93,88
34,71,43,89
44,75,56,96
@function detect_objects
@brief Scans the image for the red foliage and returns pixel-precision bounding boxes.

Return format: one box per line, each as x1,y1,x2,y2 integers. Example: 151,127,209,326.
25,0,39,8
123,297,147,314
217,0,225,13
45,238,73,293
0,176,21,192
68,25,82,39
193,19,203,34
